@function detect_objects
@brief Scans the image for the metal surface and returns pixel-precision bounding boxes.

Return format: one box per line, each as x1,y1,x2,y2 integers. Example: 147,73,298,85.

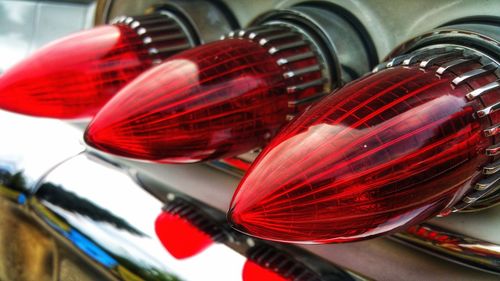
29,152,359,281
111,12,194,64
394,224,500,274
98,0,500,59
1,107,499,280
251,4,374,87
382,22,500,212
0,110,359,281
112,157,500,281
0,111,84,193
154,0,238,43
98,0,236,43
0,110,494,280
224,23,330,117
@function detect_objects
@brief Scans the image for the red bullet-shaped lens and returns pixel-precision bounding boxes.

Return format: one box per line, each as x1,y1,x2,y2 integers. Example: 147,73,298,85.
229,50,499,243
0,13,192,119
85,25,328,162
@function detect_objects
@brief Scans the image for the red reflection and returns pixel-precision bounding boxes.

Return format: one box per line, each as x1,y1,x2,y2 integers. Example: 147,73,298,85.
155,212,213,259
220,157,252,172
242,261,288,281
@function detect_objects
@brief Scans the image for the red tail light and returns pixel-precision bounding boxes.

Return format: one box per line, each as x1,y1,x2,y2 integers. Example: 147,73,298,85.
84,5,376,163
155,197,227,259
0,13,193,119
228,48,499,243
85,23,331,162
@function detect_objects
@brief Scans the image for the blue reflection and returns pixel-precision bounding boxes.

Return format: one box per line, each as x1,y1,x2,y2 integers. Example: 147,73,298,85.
17,193,26,205
67,229,118,268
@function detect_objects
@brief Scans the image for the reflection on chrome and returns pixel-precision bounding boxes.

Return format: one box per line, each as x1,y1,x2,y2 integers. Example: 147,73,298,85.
32,154,232,280
0,110,356,280
394,224,500,274
0,110,84,193
156,197,230,260
30,153,356,280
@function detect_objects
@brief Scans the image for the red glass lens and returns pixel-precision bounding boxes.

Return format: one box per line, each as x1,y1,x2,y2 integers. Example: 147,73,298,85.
0,25,152,119
85,33,324,163
155,211,214,259
242,261,288,281
229,58,496,243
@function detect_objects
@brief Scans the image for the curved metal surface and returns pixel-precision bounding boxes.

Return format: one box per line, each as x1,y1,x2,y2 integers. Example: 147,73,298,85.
100,0,235,44
28,153,360,280
223,23,331,119
251,4,373,87
156,0,238,44
0,111,84,194
394,224,500,274
383,22,500,212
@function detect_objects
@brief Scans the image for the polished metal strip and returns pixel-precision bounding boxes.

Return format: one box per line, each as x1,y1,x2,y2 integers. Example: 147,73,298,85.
393,223,500,274
287,78,327,93
463,196,477,204
283,65,321,79
463,191,500,211
124,17,134,24
288,92,327,106
452,63,497,86
484,123,500,137
436,56,480,75
224,30,239,38
143,33,186,44
476,101,500,118
372,62,388,72
276,52,316,66
238,25,273,38
402,52,434,66
136,24,180,35
463,182,500,204
259,32,298,46
483,159,500,175
130,18,175,29
386,55,408,68
139,24,180,33
248,27,282,40
268,41,308,55
466,80,500,100
475,173,500,191
150,43,191,54
419,51,462,68
486,142,500,156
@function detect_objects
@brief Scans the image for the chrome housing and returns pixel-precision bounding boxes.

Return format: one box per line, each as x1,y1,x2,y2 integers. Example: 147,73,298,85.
382,21,500,212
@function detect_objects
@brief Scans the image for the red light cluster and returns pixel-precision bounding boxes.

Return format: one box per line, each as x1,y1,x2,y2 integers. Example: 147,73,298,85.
85,25,327,162
229,51,497,243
